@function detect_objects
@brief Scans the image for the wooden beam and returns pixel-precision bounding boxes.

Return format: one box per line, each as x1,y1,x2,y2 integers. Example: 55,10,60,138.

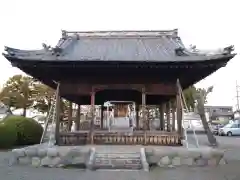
67,102,73,131
171,100,176,131
55,83,61,145
76,104,81,131
166,102,171,132
60,83,175,95
58,76,175,84
136,104,139,130
159,104,165,131
100,105,104,129
176,80,183,138
89,87,95,144
142,86,147,144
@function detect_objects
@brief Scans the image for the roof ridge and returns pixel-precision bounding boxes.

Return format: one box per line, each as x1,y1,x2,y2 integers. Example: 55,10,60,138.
61,29,179,38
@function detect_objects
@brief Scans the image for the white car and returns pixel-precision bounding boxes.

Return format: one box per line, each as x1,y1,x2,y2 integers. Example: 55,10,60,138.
218,123,240,136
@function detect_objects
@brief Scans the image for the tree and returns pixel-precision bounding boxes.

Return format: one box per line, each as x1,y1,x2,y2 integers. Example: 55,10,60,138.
183,86,197,111
32,83,55,114
0,86,17,110
0,75,35,116
180,84,217,146
195,86,218,147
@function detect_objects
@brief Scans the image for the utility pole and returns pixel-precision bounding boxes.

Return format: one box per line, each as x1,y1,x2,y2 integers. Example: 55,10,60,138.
236,81,240,111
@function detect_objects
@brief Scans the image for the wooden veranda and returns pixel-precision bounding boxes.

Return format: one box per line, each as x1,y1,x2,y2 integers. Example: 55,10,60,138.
53,80,183,146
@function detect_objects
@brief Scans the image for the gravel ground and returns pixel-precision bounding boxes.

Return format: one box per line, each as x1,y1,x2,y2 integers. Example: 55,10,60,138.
187,134,240,161
1,135,240,180
0,160,240,180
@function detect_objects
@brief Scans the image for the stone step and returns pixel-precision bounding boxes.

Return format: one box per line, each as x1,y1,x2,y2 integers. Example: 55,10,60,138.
95,158,140,160
92,152,143,170
96,169,140,171
93,162,142,170
95,153,140,158
95,158,141,163
94,160,141,164
95,155,140,158
95,152,141,155
95,156,141,160
94,159,141,163
94,165,142,170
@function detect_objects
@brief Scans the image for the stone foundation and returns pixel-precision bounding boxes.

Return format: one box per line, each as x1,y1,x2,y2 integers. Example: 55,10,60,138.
145,147,227,168
10,145,90,168
9,145,228,170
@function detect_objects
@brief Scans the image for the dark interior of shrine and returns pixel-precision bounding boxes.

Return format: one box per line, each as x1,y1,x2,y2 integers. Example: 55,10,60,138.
63,89,175,105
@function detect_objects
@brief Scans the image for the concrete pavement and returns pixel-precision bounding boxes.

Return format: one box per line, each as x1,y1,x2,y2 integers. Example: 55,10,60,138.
190,134,240,161
0,160,240,180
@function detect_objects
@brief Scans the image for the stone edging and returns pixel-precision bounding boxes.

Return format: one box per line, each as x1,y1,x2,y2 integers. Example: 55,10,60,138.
9,145,228,170
86,147,96,170
140,148,149,171
145,148,227,168
10,146,90,168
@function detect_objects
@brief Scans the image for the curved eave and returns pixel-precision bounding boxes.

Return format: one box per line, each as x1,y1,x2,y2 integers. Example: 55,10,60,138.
2,52,235,104
3,53,58,90
3,52,234,82
4,46,47,55
3,51,236,64
2,46,56,63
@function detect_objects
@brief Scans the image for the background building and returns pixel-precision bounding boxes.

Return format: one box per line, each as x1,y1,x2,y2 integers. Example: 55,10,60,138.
204,105,233,123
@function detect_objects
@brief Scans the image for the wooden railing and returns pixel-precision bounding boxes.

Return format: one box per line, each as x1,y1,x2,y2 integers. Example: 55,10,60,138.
58,131,181,146
58,132,88,145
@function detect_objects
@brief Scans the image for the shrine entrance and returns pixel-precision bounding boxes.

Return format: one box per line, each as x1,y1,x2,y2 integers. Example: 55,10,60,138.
104,101,136,131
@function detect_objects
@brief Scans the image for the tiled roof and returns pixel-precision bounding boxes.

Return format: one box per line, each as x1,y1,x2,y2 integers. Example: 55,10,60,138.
3,29,235,62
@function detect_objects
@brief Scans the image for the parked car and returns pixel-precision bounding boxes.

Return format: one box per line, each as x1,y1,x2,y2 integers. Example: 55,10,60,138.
218,123,240,136
212,124,224,135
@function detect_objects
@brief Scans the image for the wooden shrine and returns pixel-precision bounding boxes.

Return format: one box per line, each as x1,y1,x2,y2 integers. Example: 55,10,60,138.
3,29,235,146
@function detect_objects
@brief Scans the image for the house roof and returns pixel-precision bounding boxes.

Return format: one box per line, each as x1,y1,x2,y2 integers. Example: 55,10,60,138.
0,102,9,114
205,105,233,109
3,29,236,62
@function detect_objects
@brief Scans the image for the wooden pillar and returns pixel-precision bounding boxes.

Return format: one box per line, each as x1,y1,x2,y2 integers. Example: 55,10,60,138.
146,106,150,130
142,87,147,144
55,83,61,145
100,105,104,129
159,104,165,131
166,102,171,132
89,88,95,144
142,87,146,130
171,100,176,131
76,104,81,131
136,104,139,130
176,80,183,138
67,101,73,131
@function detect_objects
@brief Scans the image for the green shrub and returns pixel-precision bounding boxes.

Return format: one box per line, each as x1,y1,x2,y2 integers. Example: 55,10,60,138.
0,123,17,149
2,115,43,146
